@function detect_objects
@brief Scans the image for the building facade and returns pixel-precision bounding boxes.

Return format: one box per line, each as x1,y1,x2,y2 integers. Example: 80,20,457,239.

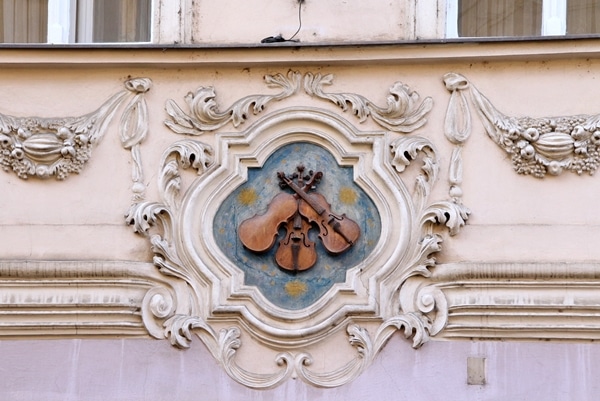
2,1,600,400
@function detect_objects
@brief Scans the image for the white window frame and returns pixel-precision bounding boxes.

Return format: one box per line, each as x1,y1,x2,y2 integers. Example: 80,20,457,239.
445,0,568,38
47,0,76,43
154,0,193,45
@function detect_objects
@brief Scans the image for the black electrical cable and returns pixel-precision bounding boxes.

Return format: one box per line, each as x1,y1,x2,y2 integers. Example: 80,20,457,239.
286,1,303,41
261,1,303,43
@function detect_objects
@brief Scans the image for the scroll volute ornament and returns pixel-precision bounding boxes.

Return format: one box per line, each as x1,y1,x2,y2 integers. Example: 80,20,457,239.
238,165,360,272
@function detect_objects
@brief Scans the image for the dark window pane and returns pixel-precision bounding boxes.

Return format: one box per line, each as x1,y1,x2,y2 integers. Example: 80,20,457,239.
567,0,600,35
92,0,150,42
0,0,48,43
458,0,543,37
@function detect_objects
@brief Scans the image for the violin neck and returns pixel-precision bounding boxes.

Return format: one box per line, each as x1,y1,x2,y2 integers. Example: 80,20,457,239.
284,178,325,215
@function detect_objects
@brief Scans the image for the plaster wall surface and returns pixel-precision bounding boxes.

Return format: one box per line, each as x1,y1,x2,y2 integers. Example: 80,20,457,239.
192,0,429,44
1,47,600,263
2,336,598,401
2,41,600,398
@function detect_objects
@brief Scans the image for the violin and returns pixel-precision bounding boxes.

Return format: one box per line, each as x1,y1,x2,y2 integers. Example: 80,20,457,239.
237,165,360,272
274,210,317,271
238,192,298,253
277,170,360,255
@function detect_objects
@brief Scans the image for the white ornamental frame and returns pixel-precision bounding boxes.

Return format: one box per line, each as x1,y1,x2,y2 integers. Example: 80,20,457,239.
127,72,469,388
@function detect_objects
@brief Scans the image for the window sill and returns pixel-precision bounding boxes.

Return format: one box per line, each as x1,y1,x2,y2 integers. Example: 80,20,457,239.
0,36,598,67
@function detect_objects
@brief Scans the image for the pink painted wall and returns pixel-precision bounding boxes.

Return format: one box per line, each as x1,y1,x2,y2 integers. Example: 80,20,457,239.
1,336,598,401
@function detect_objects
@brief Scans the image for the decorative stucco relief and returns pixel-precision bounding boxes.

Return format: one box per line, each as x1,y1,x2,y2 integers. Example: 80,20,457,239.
0,260,182,338
0,78,151,186
164,71,433,135
127,72,469,388
445,72,600,178
430,262,600,342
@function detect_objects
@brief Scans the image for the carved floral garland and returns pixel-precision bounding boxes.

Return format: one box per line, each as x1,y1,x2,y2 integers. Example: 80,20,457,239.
444,72,600,178
0,78,151,187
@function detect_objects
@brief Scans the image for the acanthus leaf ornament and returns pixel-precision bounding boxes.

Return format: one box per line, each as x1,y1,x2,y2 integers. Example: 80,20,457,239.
163,314,215,349
421,201,471,237
158,139,213,211
294,324,373,388
164,71,302,135
130,72,468,388
390,136,439,208
126,139,213,283
303,72,433,132
164,71,433,136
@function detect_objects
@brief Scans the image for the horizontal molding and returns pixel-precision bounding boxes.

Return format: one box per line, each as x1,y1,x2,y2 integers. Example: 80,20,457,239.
432,262,600,341
0,260,170,338
433,262,600,281
2,260,600,342
0,38,599,67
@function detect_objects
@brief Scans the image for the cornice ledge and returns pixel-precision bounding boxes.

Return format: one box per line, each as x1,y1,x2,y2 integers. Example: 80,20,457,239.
0,260,181,338
432,262,600,282
1,39,599,67
0,259,159,278
431,262,600,341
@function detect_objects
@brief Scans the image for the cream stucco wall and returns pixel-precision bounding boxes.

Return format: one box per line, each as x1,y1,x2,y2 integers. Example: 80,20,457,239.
2,39,600,399
154,0,447,44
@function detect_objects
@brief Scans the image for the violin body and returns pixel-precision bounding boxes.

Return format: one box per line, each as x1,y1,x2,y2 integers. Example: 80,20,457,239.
238,192,298,252
275,216,317,271
298,193,360,255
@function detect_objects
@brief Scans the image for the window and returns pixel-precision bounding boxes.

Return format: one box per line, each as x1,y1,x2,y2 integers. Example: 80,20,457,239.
457,1,543,37
447,0,600,38
0,0,48,43
0,0,151,43
566,0,600,35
